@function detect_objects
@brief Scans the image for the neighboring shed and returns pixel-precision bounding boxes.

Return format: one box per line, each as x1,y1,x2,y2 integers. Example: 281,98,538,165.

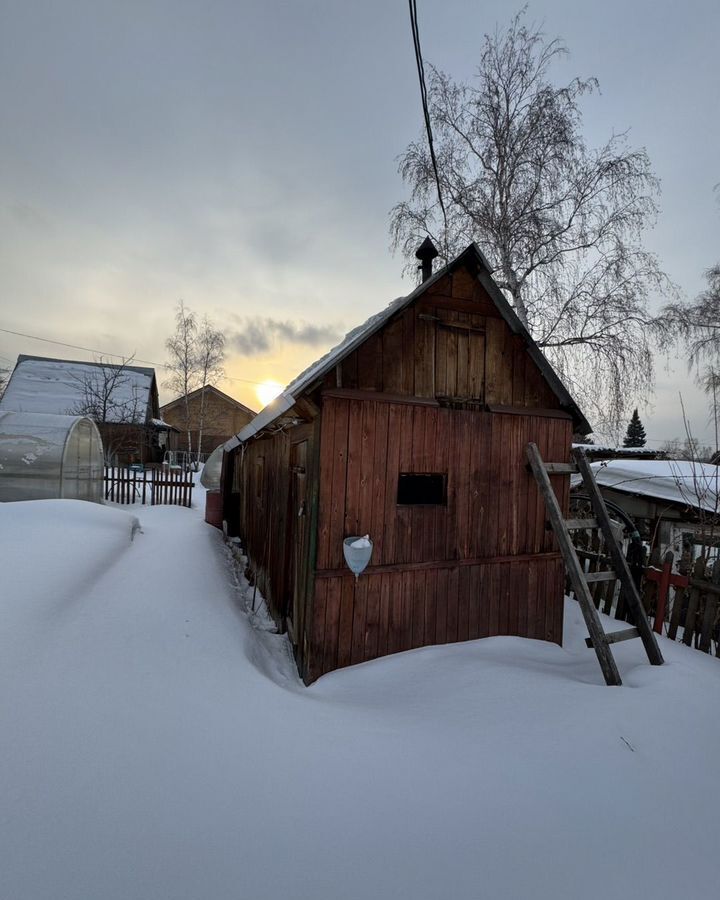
222,243,590,683
580,458,720,535
160,385,255,456
0,411,104,503
0,355,170,465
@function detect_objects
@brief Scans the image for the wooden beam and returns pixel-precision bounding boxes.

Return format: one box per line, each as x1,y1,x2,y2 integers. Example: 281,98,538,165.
321,388,440,407
586,628,640,648
293,395,320,420
543,462,579,474
565,518,599,530
314,551,562,580
487,404,573,421
420,295,496,314
584,571,617,583
417,314,486,335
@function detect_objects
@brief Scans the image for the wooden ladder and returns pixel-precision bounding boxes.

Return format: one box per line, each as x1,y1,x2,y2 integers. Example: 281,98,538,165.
526,442,664,686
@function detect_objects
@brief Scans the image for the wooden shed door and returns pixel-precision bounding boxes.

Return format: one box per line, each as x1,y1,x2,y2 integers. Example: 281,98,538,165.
286,440,309,640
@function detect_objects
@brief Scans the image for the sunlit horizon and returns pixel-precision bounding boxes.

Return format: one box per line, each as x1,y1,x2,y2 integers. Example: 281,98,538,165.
255,379,284,409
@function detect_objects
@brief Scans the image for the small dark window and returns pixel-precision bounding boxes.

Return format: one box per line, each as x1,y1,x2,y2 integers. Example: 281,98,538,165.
397,473,447,506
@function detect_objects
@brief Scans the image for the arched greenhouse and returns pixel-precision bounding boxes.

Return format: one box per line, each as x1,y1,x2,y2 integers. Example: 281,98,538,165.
0,411,104,503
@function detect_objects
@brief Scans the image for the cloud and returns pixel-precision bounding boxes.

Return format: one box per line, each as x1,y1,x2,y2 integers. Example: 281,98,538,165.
229,317,342,356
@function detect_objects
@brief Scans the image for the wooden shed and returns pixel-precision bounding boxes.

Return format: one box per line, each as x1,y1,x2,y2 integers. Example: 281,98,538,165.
221,243,590,683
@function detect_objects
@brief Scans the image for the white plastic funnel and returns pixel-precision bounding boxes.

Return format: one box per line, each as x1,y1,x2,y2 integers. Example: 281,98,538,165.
343,536,373,580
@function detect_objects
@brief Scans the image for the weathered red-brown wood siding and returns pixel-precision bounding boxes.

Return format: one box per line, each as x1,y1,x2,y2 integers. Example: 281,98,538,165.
238,420,320,627
325,267,558,408
302,400,571,681
226,264,578,683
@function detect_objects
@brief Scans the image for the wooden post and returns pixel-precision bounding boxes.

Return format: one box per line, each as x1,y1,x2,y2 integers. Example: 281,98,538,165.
640,546,662,618
698,561,720,653
644,551,689,635
682,558,706,646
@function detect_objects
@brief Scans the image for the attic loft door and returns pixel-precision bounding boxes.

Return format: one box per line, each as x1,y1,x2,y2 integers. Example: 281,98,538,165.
285,440,309,642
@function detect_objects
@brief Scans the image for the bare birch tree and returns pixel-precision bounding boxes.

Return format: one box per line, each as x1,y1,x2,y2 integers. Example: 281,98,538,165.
195,316,225,461
165,301,198,457
657,184,720,444
659,264,720,365
164,303,226,463
391,11,672,431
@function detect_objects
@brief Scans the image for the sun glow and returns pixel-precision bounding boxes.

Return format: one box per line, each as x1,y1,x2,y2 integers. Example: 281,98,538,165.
255,380,284,409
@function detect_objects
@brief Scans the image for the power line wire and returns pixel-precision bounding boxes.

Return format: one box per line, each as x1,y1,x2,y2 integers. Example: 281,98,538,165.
0,326,268,388
408,0,449,255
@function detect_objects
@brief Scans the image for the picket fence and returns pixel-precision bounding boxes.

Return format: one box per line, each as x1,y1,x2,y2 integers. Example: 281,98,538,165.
103,466,194,508
570,528,719,657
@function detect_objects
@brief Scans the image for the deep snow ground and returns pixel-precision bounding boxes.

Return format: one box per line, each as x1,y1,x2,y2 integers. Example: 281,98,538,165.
1,498,719,900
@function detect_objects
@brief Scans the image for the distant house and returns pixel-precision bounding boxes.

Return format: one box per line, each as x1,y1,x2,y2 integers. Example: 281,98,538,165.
160,385,255,456
221,242,590,684
0,355,176,465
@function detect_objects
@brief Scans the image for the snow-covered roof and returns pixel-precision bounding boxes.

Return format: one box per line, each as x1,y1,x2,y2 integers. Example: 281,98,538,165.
0,356,156,424
225,244,590,449
573,444,660,455
583,459,720,514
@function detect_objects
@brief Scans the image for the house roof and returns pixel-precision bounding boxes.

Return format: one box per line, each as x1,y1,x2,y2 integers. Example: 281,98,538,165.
576,459,720,515
0,355,156,424
572,444,667,461
160,384,255,418
225,244,591,449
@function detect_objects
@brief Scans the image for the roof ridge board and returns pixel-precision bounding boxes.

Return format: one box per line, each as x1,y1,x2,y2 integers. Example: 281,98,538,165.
15,354,155,378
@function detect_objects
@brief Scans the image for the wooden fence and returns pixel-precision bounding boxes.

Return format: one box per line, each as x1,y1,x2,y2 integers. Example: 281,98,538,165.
641,548,720,655
103,466,194,508
569,527,720,657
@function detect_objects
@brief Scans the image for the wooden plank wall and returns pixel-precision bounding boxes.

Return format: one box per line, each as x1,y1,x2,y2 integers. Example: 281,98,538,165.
309,557,566,680
327,268,558,408
314,402,570,571
238,420,320,625
303,400,572,681
228,263,579,682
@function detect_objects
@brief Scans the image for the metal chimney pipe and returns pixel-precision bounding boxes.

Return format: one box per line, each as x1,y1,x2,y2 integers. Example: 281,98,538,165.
415,237,439,282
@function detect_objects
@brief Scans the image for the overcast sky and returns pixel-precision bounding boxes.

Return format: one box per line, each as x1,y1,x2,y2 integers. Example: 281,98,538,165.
1,0,718,446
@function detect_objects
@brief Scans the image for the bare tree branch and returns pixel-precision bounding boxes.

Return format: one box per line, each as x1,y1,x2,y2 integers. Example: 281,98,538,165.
391,9,674,430
164,302,226,464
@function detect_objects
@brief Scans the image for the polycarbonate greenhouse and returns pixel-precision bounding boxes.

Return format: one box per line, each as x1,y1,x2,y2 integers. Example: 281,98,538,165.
0,411,104,503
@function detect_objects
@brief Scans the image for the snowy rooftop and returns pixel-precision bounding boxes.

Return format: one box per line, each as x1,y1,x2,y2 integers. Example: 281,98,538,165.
227,244,590,448
573,443,664,457
0,356,155,424
583,459,720,513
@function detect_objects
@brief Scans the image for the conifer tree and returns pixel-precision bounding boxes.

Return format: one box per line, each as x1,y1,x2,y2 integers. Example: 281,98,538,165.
623,408,647,447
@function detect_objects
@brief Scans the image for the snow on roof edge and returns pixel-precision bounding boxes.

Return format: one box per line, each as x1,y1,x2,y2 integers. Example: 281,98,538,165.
226,243,590,447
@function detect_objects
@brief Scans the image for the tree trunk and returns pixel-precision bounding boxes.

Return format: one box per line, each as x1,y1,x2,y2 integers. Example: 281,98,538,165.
196,390,206,465
500,255,529,328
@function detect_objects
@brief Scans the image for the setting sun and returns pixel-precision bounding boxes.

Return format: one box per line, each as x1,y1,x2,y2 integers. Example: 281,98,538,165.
255,379,284,409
